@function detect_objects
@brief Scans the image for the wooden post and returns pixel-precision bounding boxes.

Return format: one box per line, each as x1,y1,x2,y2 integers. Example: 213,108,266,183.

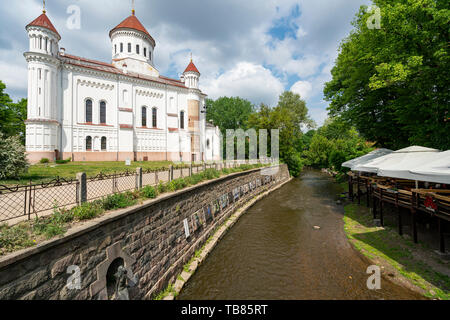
379,188,384,227
373,188,377,219
438,217,445,254
366,180,370,208
357,175,361,205
411,208,418,244
349,175,354,202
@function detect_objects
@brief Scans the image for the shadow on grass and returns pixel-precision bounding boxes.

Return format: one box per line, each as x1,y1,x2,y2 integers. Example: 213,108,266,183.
344,204,450,300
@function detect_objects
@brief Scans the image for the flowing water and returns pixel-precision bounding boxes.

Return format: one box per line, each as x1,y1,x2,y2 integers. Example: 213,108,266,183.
178,170,422,300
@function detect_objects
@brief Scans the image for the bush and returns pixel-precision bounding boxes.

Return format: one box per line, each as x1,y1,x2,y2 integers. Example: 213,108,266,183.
102,192,136,211
157,181,167,194
0,133,29,180
285,152,304,177
141,185,158,199
73,201,104,220
55,158,71,164
40,158,50,164
0,223,34,255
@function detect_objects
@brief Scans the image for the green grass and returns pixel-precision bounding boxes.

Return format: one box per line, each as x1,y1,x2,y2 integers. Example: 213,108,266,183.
343,203,450,300
153,283,177,300
0,161,177,185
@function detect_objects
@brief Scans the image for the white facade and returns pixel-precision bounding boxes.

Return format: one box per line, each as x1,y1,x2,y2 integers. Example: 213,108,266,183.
24,11,221,163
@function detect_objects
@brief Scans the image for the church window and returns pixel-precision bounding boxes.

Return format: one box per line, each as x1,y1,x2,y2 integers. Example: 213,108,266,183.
38,69,41,80
39,37,42,50
128,43,131,53
144,47,147,57
180,111,185,129
142,106,147,127
152,108,157,128
86,136,92,151
136,45,140,55
86,99,93,123
45,38,48,52
100,101,106,124
101,137,107,151
115,45,117,54
120,43,123,53
149,50,152,61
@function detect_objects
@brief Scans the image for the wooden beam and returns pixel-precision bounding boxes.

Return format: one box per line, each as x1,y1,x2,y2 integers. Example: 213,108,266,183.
438,217,445,254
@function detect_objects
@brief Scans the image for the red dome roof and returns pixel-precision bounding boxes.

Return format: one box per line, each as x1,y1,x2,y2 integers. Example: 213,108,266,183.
110,14,155,46
26,13,60,39
184,61,200,74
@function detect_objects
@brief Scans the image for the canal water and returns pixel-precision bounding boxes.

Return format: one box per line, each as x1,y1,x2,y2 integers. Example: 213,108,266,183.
178,170,422,300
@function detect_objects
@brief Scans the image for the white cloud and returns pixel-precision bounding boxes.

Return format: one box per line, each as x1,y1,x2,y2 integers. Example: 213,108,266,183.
201,62,284,107
290,81,312,100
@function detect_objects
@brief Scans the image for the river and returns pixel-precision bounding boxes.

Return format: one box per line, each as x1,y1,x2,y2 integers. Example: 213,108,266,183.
178,170,422,300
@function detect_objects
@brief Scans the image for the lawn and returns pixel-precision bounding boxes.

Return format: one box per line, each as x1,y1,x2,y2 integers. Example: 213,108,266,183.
343,203,450,300
0,161,180,185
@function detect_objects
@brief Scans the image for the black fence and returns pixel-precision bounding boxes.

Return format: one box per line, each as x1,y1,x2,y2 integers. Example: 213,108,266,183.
0,160,265,224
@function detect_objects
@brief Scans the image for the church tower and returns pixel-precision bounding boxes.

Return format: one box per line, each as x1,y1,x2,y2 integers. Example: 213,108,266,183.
24,6,61,162
183,57,203,161
110,7,159,77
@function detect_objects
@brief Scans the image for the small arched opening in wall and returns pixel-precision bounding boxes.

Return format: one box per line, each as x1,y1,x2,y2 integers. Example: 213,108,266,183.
106,257,125,300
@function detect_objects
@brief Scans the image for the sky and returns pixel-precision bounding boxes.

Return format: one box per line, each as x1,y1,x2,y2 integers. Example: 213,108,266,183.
0,0,371,127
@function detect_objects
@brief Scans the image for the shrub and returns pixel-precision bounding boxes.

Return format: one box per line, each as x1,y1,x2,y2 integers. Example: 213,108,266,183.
141,185,158,199
157,181,167,194
0,223,34,255
40,158,50,164
55,159,71,164
0,133,29,180
102,192,136,211
73,201,104,220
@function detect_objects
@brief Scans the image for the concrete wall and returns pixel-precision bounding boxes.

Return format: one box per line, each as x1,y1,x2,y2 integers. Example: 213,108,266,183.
0,165,290,300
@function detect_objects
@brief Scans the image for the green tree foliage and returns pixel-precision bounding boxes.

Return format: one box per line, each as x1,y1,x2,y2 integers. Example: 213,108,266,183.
248,91,315,176
205,97,255,134
0,133,29,179
324,0,450,150
0,81,27,143
303,117,374,172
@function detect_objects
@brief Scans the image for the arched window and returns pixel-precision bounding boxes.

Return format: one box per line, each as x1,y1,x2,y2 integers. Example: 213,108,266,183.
99,101,106,124
85,99,93,123
114,44,117,54
128,43,131,53
180,111,185,129
144,47,147,57
120,43,123,53
149,50,152,61
142,106,147,127
101,137,107,151
152,108,157,128
136,44,140,55
86,136,92,151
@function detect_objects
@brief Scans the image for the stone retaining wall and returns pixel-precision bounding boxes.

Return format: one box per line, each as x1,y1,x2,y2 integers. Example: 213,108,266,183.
0,164,290,300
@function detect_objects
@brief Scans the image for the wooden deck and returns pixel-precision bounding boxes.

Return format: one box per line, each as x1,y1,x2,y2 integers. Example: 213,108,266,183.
348,172,449,253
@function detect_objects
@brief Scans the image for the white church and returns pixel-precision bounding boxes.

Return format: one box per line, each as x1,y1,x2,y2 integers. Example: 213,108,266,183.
23,6,221,164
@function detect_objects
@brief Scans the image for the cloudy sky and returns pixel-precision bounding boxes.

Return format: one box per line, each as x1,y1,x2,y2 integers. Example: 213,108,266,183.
0,0,370,126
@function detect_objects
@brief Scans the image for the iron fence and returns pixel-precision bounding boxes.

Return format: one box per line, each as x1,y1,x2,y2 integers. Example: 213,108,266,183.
0,160,274,224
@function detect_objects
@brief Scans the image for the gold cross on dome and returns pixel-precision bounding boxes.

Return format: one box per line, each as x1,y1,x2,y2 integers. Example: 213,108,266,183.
43,0,46,13
132,0,135,15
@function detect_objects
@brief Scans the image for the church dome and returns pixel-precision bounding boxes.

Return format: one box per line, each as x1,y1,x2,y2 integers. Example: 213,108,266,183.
26,12,60,40
184,61,200,74
109,14,155,47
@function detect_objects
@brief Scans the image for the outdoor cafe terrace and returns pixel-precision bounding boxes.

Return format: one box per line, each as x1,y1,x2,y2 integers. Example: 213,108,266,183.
343,147,450,254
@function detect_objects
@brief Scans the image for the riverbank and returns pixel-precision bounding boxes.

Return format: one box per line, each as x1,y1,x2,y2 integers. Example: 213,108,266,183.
343,203,450,300
155,176,294,300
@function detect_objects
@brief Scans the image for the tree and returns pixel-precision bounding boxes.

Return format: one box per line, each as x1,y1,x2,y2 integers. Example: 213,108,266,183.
205,97,255,134
0,133,29,180
247,92,315,176
0,81,27,143
324,0,450,150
